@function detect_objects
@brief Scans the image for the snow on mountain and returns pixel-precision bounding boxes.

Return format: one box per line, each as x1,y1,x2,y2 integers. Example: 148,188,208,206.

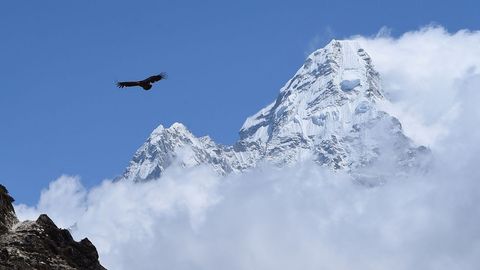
121,40,430,183
122,123,236,181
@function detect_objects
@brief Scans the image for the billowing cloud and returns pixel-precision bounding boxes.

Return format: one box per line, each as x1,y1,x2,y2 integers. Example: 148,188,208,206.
15,26,480,270
353,26,480,146
16,155,480,269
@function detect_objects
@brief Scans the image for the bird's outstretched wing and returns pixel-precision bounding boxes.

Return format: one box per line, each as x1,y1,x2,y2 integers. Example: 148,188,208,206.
143,72,168,84
117,81,140,88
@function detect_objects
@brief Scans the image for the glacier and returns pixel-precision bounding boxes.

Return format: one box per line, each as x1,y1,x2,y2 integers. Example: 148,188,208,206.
121,40,430,183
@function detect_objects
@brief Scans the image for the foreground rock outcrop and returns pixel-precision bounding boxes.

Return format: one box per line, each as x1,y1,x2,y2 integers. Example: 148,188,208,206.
0,184,106,270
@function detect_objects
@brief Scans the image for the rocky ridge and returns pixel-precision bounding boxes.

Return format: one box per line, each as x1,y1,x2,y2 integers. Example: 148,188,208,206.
0,184,106,270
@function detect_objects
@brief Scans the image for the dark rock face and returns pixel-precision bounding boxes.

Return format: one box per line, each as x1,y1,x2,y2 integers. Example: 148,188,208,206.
0,184,106,270
0,185,18,235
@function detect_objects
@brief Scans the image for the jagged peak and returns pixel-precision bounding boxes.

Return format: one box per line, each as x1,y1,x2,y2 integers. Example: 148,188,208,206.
239,39,384,142
151,124,165,135
169,122,188,132
281,39,381,100
309,39,363,58
150,122,191,137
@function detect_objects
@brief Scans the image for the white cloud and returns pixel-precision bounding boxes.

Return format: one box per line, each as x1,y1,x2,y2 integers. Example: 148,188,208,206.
15,175,87,226
16,152,480,269
14,26,480,270
352,26,480,146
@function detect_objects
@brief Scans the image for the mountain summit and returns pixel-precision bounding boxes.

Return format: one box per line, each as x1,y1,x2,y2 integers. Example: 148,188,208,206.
121,40,429,183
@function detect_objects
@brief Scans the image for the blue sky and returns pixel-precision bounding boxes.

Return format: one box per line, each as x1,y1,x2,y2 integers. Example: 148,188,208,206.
1,0,478,204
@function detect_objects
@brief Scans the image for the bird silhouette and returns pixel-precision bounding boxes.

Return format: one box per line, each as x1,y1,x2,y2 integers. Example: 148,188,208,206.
116,72,167,90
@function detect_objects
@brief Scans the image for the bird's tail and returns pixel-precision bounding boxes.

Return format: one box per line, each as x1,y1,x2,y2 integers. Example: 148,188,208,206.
159,72,168,79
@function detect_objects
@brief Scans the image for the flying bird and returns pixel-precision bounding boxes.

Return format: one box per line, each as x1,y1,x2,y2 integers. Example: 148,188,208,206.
116,72,167,90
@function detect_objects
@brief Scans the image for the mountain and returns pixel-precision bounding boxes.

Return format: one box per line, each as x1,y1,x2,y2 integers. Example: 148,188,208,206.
0,184,106,270
121,40,430,183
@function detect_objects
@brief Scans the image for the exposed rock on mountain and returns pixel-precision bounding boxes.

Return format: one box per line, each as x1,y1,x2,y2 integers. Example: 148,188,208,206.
121,40,430,183
0,184,106,270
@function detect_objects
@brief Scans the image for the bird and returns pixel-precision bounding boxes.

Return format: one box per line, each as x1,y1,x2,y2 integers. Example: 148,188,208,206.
116,72,167,90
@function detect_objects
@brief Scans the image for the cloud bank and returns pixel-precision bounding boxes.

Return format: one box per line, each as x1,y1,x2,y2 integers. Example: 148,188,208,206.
353,26,480,147
15,26,480,270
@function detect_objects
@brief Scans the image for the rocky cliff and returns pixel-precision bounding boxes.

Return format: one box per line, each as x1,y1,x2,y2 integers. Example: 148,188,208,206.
0,184,106,270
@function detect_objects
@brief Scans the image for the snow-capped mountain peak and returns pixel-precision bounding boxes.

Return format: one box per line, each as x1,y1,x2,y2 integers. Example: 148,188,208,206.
122,123,235,181
120,40,429,182
240,40,382,143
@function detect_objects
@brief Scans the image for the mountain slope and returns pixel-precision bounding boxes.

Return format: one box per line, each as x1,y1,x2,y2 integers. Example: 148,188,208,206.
121,40,429,183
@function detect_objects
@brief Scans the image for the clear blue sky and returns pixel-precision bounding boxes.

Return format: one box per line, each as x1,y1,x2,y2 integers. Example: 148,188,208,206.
1,0,478,204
